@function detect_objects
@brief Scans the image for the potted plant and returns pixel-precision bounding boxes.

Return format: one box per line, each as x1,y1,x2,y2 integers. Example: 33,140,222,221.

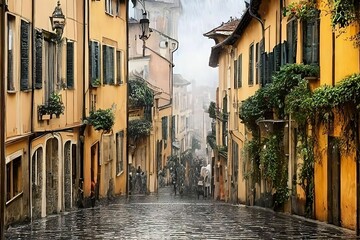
38,104,51,121
48,92,65,118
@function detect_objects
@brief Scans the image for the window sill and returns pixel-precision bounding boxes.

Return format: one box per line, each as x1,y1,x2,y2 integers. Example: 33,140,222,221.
21,89,32,93
116,170,124,177
7,90,16,94
105,11,114,17
6,191,23,206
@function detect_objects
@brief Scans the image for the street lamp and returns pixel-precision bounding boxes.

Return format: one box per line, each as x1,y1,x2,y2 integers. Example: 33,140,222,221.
50,1,66,42
139,12,150,41
139,11,150,56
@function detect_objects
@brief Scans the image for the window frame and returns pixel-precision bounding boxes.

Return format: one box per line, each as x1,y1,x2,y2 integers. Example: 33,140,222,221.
6,150,23,204
116,50,123,85
90,40,101,86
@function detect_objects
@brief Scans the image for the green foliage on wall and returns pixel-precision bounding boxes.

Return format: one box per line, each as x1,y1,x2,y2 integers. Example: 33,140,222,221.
128,119,152,142
85,108,115,132
128,78,154,108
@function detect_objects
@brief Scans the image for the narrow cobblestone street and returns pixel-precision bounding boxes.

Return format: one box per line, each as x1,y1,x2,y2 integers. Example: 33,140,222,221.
5,187,358,239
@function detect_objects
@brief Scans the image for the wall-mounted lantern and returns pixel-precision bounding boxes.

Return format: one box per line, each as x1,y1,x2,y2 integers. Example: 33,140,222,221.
139,11,150,41
50,1,66,42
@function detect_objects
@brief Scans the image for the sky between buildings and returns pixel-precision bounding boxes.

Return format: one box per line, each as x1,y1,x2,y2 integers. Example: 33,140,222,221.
174,0,245,87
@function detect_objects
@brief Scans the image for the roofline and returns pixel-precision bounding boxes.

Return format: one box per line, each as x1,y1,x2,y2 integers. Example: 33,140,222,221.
208,8,252,67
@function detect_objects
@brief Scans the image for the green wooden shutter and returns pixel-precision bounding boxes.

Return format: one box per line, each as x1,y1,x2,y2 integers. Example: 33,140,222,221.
287,20,297,64
20,20,30,91
248,44,254,85
233,59,237,89
66,42,74,88
34,31,43,89
274,44,281,71
103,45,108,84
238,54,242,88
281,41,288,66
90,41,101,85
109,47,114,84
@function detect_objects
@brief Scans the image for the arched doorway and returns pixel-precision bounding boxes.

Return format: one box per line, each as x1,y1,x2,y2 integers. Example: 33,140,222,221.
64,141,72,210
31,147,43,219
46,138,59,215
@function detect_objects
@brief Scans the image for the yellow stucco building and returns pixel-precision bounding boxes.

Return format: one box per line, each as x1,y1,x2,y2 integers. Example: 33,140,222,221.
2,0,128,227
206,0,360,232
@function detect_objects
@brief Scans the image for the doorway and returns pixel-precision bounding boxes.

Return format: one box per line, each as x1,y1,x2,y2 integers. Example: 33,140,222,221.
46,138,59,215
328,136,341,226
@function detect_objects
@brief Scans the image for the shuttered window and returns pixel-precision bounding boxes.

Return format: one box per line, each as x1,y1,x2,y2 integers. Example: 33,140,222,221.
103,45,114,85
248,44,254,85
90,41,101,86
273,44,281,71
162,116,168,140
303,15,320,65
66,42,74,89
237,54,242,88
20,20,30,91
255,42,259,84
287,19,297,64
7,15,15,91
116,50,122,84
233,59,238,88
116,131,124,175
34,31,43,89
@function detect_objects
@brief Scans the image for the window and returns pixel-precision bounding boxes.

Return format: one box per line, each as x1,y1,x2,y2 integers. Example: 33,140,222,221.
6,155,22,202
162,117,168,140
66,41,74,89
90,41,101,86
35,31,43,89
233,59,238,89
103,45,115,85
237,54,242,88
105,0,113,14
232,141,239,183
248,44,254,86
287,19,298,64
44,39,56,102
20,20,30,91
303,16,320,65
115,0,121,17
116,50,122,84
7,15,15,91
116,131,124,175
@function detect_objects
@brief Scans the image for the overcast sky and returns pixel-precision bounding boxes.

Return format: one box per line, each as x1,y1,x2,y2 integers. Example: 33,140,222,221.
173,0,245,87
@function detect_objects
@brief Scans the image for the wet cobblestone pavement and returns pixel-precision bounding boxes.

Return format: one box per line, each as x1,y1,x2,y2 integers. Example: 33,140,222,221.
5,187,359,239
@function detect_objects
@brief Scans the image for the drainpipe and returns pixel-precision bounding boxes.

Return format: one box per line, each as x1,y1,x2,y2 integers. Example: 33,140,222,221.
0,0,6,237
248,0,265,86
126,0,129,196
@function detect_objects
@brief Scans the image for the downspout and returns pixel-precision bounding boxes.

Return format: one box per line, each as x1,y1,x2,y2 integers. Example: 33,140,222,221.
0,0,6,237
248,0,265,86
126,0,129,196
29,0,35,221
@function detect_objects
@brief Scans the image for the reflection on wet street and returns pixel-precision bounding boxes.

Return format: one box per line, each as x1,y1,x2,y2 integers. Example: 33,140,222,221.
5,187,358,239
